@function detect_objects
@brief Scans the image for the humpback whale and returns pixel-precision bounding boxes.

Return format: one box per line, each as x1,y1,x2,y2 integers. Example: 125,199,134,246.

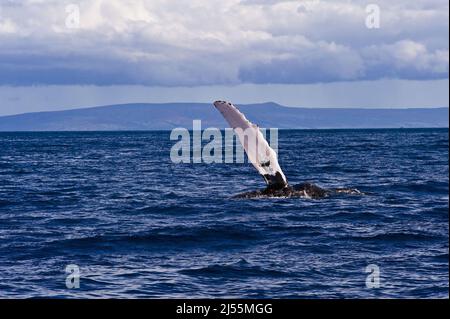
213,100,362,199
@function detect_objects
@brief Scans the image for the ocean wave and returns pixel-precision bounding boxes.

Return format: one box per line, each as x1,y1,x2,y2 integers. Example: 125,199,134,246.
345,232,445,242
179,258,294,278
41,224,262,252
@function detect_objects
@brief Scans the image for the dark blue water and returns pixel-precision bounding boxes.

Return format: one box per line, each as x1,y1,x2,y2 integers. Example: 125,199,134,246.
0,129,448,298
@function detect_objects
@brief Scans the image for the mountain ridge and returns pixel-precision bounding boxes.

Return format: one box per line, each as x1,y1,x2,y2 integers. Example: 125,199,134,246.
0,102,448,131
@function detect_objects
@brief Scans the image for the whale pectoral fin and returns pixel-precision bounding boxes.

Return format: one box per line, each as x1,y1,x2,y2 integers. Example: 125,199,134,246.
214,100,289,189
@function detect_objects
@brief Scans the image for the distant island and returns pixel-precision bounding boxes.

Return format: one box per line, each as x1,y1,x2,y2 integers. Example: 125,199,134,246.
0,103,448,131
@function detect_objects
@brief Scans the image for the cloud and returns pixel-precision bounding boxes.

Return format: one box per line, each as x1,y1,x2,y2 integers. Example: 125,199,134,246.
239,39,366,83
362,40,449,80
0,0,448,86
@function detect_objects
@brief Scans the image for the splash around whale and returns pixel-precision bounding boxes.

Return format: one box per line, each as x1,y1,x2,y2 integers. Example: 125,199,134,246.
213,100,363,199
234,182,363,199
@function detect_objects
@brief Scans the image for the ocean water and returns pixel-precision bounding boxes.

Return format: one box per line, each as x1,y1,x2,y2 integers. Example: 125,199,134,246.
0,128,448,299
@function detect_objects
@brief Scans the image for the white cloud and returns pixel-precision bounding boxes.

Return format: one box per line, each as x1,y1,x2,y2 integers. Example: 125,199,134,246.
0,0,448,85
363,40,450,79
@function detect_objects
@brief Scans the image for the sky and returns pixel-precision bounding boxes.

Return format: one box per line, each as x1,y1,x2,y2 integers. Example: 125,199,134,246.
0,0,448,115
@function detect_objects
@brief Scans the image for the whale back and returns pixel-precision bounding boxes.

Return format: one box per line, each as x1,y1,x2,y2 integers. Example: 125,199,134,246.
213,101,288,189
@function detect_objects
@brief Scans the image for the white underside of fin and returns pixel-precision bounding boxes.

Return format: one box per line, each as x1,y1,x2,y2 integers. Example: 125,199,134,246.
213,101,288,188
